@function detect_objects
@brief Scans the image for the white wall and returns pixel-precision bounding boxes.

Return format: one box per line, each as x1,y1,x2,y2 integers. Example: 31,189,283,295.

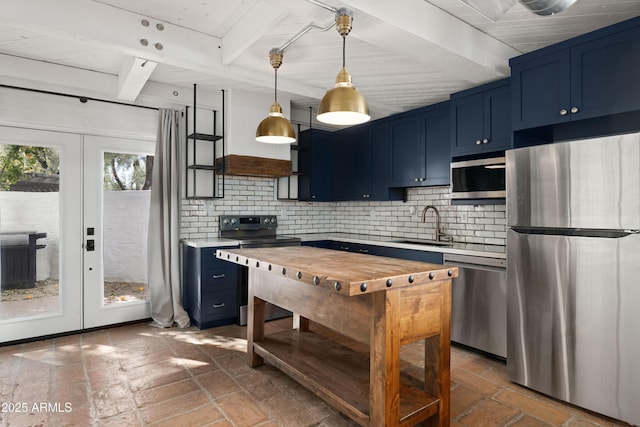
1,191,150,282
226,89,292,161
0,86,158,141
103,191,150,282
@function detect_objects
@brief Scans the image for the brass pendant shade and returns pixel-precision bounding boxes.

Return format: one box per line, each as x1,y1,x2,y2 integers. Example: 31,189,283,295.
317,67,370,126
317,8,370,126
256,49,296,144
256,101,296,144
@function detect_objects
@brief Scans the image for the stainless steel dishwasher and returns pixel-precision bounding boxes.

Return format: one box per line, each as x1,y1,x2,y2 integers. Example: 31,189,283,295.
443,253,507,359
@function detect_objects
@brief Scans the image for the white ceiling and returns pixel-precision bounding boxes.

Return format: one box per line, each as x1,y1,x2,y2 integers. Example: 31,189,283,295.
1,0,639,121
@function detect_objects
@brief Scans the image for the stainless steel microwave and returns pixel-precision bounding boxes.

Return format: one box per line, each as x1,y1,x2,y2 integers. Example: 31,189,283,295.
450,156,506,199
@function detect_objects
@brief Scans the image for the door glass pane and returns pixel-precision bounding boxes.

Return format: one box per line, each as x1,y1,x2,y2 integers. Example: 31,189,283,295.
102,152,152,306
0,144,60,320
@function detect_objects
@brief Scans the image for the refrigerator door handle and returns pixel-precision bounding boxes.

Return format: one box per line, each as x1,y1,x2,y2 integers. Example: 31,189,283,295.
510,227,634,238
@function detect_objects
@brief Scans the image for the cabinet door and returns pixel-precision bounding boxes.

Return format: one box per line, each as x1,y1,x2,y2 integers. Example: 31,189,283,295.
298,129,333,201
450,92,485,155
389,113,423,187
369,122,391,200
484,84,512,152
332,126,370,200
423,104,450,186
571,27,640,121
511,50,571,130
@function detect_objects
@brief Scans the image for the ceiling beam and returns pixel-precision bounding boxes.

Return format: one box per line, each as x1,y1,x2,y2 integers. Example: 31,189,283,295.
0,54,209,110
117,57,158,102
0,0,221,71
0,0,326,101
342,0,520,83
221,1,288,66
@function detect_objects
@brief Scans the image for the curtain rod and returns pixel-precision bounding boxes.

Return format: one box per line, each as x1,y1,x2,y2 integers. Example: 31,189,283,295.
0,84,160,111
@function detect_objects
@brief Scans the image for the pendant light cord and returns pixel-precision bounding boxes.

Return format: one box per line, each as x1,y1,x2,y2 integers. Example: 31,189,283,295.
274,68,278,103
342,36,346,68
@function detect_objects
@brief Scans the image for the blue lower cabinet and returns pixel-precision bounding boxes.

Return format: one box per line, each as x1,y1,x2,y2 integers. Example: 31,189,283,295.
306,240,444,265
182,245,239,329
375,246,443,264
302,240,332,248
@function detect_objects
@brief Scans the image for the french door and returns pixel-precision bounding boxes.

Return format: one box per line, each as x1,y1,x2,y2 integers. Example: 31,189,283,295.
0,127,154,342
0,127,83,342
83,135,154,328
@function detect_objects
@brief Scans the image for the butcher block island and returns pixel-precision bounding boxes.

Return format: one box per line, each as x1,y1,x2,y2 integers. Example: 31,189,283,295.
216,246,458,427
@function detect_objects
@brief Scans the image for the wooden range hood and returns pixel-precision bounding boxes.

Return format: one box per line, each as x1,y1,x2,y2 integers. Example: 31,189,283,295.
216,154,292,178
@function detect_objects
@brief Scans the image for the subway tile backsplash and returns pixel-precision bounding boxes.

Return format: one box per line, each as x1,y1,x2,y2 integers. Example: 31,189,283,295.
180,176,506,246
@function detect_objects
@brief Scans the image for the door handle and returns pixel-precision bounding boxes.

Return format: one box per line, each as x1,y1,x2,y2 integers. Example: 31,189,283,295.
86,239,95,251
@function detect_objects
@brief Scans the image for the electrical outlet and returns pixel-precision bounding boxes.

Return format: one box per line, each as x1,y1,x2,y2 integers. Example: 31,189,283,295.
460,212,468,223
280,209,288,219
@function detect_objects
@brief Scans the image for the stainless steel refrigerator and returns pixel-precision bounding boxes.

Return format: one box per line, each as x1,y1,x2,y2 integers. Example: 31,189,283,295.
506,132,640,426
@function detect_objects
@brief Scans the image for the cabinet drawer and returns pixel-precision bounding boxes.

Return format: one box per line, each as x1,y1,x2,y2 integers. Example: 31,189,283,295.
201,289,237,319
200,247,221,262
201,264,236,287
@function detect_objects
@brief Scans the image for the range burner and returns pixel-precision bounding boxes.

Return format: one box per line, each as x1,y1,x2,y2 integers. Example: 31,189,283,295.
219,215,301,247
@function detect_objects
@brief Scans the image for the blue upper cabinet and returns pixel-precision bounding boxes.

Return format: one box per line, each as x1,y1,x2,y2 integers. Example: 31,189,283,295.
422,103,451,186
332,125,370,201
389,113,422,187
389,102,450,187
298,129,333,202
369,122,405,200
332,124,404,201
511,19,640,131
450,79,511,156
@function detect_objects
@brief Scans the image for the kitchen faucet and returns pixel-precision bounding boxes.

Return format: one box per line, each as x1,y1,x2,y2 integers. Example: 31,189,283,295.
421,205,452,242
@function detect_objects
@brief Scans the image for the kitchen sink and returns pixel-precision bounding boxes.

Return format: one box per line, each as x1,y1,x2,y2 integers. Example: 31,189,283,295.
393,239,453,247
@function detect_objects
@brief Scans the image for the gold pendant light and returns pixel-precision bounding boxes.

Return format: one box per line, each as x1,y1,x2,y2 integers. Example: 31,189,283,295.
256,48,296,144
317,8,370,126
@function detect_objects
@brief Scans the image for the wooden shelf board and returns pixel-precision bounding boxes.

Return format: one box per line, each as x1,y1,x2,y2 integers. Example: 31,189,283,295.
187,164,222,171
188,132,223,142
254,330,439,427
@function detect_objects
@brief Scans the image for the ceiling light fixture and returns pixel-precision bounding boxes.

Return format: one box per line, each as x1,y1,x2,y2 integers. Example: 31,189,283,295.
256,48,296,144
317,8,370,126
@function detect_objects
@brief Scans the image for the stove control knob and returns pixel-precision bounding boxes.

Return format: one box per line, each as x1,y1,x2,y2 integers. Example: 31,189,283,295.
230,218,237,225
270,217,277,224
222,218,229,225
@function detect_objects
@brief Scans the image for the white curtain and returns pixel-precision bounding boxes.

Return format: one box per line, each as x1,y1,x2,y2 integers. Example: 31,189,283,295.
148,109,191,328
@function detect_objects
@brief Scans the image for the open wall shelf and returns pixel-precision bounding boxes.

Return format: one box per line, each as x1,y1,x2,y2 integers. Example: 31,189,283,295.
185,84,225,199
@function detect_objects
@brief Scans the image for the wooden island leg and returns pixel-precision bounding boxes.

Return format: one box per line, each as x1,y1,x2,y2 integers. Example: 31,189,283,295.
424,281,452,427
292,313,310,331
370,290,401,426
246,269,265,367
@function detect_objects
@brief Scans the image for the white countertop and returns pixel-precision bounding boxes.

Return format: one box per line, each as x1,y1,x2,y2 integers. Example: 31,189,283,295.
182,232,505,259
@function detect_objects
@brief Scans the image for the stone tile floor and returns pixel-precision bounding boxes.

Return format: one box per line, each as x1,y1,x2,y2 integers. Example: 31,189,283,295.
0,318,632,427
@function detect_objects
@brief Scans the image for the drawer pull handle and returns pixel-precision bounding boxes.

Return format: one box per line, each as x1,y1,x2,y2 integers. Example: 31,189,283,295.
212,274,226,279
212,303,226,308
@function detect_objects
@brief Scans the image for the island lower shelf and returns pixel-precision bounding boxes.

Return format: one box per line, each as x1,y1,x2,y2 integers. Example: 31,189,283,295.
255,329,440,427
